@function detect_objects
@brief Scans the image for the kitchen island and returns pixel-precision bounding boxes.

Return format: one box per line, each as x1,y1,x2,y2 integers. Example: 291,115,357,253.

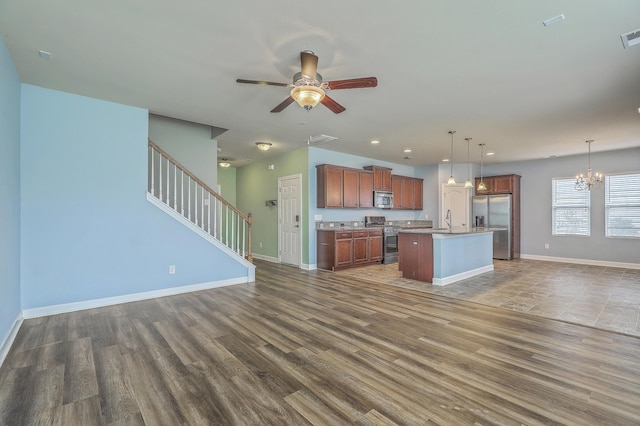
398,228,494,285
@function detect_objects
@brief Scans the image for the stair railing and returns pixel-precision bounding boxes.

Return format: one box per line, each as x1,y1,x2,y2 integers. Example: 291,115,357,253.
148,140,252,262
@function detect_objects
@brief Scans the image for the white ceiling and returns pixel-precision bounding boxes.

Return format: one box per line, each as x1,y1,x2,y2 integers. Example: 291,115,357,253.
2,0,640,167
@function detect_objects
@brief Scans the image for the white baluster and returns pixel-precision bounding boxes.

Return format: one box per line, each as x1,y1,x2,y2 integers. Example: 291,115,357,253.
173,164,177,210
150,147,155,195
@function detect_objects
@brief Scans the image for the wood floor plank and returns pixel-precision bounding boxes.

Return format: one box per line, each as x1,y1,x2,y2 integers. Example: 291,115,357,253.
2,259,640,425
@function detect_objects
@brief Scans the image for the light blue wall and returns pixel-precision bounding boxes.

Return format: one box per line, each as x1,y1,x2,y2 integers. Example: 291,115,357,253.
484,148,640,264
20,85,247,309
0,38,22,347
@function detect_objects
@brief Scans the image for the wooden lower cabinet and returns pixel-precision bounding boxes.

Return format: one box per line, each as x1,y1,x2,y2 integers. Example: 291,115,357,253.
398,232,433,282
317,229,383,271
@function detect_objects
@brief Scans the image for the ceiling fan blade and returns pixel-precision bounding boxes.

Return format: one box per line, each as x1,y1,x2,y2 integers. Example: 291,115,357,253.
326,77,378,90
271,96,295,113
321,95,346,114
300,50,319,79
236,79,289,87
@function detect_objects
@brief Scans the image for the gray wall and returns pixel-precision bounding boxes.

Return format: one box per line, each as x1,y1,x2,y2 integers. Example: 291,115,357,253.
484,147,640,264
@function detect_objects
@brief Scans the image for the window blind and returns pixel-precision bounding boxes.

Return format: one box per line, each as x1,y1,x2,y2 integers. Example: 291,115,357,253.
552,178,590,236
605,173,640,238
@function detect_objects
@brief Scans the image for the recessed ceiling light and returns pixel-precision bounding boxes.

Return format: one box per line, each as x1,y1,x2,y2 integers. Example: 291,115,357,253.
443,159,450,163
38,50,51,60
542,14,565,27
486,152,495,156
371,140,380,145
403,148,412,153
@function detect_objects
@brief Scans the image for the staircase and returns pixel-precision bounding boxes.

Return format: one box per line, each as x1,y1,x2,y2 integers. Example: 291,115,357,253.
147,139,252,263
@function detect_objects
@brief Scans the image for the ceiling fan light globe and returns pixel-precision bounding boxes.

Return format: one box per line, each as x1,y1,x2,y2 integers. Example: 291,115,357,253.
291,85,325,109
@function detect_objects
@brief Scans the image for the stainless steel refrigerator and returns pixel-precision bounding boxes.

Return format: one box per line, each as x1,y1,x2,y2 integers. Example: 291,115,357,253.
472,194,512,260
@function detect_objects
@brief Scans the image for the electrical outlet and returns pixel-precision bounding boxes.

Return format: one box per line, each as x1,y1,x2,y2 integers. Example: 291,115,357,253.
544,243,550,249
259,242,263,248
169,265,176,274
425,214,429,219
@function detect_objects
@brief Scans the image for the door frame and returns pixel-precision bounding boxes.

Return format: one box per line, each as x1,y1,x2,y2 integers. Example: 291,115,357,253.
278,173,303,268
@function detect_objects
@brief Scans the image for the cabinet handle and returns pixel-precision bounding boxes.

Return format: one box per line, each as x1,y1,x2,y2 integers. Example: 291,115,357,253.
412,241,418,245
320,243,329,246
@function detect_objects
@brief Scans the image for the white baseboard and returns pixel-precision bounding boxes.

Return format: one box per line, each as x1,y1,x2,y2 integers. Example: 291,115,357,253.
22,277,247,319
432,264,494,286
252,253,280,263
0,312,23,369
521,254,640,270
252,253,316,271
301,263,317,271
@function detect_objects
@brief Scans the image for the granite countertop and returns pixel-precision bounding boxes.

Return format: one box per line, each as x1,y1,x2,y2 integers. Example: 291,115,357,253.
399,227,502,235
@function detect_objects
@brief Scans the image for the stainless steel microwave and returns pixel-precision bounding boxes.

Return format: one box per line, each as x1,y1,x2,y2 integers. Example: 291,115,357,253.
374,191,394,209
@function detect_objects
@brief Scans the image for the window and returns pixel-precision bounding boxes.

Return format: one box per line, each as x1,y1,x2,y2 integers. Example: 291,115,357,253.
605,172,640,238
552,178,590,236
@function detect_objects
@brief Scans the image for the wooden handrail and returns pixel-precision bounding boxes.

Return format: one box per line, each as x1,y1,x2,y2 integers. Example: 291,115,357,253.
148,139,251,224
148,139,252,263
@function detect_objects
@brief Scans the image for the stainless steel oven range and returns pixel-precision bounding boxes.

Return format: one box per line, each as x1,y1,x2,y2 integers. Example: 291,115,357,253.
365,216,398,264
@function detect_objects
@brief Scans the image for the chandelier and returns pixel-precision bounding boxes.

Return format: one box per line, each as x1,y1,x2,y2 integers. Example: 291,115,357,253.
575,140,603,191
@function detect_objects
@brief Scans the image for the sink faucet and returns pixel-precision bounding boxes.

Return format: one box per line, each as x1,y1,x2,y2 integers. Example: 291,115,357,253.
445,209,453,232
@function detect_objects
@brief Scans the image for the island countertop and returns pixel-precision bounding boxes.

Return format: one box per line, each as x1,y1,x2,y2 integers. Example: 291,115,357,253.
398,227,503,236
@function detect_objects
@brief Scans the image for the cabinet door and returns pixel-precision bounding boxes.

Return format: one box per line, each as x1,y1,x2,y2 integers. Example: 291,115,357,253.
369,234,383,261
343,169,359,208
381,169,392,191
353,234,369,264
412,178,423,210
336,239,353,267
492,175,513,193
391,175,403,209
317,165,343,207
402,178,413,209
359,171,374,208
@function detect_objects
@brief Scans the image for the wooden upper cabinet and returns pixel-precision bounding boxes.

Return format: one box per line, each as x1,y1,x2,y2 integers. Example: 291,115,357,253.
413,178,423,210
358,171,374,208
401,177,413,209
343,169,359,208
317,164,343,208
391,175,424,210
475,174,520,195
391,175,403,209
364,166,392,191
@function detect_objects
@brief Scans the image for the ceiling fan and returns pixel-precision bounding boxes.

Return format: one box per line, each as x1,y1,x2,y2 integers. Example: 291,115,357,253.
236,50,377,114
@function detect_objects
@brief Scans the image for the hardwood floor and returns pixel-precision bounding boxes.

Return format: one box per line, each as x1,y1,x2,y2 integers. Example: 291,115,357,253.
1,260,640,425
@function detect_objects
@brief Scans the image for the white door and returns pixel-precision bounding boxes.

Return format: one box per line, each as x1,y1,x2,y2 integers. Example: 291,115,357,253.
441,184,471,228
279,174,302,267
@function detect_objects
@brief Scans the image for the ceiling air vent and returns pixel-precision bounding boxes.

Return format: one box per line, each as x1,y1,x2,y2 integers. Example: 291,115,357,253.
621,29,640,49
307,134,338,145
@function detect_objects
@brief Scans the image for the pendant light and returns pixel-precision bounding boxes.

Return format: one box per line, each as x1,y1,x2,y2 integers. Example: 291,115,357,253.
477,143,487,191
447,130,456,185
464,137,473,188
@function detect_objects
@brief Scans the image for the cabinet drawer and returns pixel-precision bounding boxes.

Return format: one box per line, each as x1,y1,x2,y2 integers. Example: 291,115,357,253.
353,231,369,238
336,231,353,240
368,229,382,236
